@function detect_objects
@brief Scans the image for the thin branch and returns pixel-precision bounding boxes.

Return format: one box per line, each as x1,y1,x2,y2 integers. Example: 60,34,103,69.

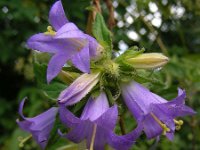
104,0,116,29
117,0,169,55
93,0,102,13
86,0,102,34
140,15,168,55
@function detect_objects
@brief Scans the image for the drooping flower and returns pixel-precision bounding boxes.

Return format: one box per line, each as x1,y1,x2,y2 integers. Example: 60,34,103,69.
58,72,100,105
59,92,142,150
27,0,100,83
121,81,196,140
16,98,58,149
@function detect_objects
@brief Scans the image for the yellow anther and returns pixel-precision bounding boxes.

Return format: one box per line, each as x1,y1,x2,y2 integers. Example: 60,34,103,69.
150,113,170,135
44,26,56,35
18,134,32,148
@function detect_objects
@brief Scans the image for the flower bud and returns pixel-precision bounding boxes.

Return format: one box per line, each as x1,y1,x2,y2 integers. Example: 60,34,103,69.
92,44,105,61
126,53,169,69
58,72,100,105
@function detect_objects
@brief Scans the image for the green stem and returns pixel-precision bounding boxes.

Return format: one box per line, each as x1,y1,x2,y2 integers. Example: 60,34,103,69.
119,115,126,135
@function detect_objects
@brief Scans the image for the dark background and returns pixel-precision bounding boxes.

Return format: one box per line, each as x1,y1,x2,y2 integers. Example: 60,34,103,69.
0,0,200,149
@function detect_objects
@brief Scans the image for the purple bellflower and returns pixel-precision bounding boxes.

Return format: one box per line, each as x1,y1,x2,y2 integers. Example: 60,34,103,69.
27,0,99,83
58,72,100,105
16,98,58,149
59,92,142,150
122,81,196,140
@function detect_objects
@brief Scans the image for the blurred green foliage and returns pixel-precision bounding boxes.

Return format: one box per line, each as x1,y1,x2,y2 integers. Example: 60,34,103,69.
0,0,200,149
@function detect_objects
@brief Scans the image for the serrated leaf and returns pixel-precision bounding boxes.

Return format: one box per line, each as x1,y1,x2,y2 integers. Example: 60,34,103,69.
92,13,112,50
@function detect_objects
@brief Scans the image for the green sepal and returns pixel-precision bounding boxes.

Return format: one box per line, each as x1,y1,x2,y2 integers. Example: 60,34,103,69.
115,46,145,63
120,70,164,86
101,72,121,104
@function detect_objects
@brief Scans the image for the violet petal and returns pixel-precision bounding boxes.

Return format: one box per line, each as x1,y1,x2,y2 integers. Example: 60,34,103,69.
49,0,68,31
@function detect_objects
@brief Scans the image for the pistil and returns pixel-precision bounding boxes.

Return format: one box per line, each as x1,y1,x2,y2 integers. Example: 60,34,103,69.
89,124,97,150
44,26,56,35
150,113,170,135
174,119,184,130
18,134,32,147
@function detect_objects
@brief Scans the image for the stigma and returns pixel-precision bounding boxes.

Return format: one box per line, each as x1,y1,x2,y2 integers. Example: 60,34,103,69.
44,26,56,35
174,119,184,130
18,134,32,147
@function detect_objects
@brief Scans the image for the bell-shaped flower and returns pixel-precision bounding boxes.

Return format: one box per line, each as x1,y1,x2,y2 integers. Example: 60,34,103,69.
59,92,142,150
121,81,196,140
58,72,100,105
16,98,58,149
27,0,100,83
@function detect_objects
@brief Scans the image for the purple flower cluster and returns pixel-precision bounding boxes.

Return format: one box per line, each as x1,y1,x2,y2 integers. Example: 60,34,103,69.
17,1,196,150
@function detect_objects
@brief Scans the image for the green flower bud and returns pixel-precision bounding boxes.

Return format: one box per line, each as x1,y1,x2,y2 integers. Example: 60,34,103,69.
127,53,169,69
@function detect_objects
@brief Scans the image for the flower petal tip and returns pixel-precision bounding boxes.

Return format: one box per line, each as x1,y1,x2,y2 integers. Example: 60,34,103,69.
49,0,68,30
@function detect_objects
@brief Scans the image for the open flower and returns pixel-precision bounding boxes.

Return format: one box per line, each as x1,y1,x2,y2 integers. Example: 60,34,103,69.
59,92,142,150
27,0,99,83
121,81,196,140
58,72,100,105
16,98,58,149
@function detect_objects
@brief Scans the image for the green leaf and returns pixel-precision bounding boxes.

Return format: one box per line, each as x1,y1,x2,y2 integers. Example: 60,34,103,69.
33,63,47,84
41,82,66,100
34,63,67,100
92,13,112,50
